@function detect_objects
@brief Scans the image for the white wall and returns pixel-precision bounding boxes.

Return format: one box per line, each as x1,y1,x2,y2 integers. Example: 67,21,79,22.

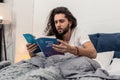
13,0,34,63
33,0,120,36
0,0,12,21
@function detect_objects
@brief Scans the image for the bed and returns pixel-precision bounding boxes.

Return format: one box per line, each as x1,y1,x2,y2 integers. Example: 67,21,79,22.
0,33,120,80
89,33,120,75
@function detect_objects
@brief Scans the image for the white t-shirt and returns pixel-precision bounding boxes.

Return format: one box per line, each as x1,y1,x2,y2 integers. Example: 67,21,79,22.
37,27,90,58
69,27,90,47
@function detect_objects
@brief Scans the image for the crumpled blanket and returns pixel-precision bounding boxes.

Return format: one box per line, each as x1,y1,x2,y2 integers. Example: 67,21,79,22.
0,60,39,80
0,56,120,80
59,56,120,80
0,60,11,69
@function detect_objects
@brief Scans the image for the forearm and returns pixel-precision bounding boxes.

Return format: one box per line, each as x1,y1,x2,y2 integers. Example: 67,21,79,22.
68,46,97,59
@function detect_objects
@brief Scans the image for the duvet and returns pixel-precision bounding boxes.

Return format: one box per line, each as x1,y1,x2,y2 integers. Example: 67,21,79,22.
0,56,120,80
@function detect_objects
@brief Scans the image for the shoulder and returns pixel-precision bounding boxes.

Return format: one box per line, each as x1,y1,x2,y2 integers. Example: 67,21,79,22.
73,27,87,36
73,27,90,44
73,26,81,32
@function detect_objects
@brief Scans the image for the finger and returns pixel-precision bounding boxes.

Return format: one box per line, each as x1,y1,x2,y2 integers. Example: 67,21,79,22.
29,52,35,57
26,43,31,47
52,44,67,51
27,45,37,51
57,39,67,45
53,46,66,53
27,44,37,49
52,44,67,49
27,43,36,46
28,45,37,51
28,47,37,55
27,44,38,53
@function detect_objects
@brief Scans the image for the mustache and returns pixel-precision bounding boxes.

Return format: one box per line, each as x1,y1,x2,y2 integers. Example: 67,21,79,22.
57,28,63,30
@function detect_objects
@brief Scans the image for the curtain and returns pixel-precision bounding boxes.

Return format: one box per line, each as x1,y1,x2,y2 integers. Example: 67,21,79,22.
0,26,2,61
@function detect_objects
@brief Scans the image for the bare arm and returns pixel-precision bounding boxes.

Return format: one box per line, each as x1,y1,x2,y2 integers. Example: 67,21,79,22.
74,41,97,59
52,39,97,59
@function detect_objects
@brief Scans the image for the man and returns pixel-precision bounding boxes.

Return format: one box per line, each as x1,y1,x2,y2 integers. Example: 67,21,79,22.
27,7,97,59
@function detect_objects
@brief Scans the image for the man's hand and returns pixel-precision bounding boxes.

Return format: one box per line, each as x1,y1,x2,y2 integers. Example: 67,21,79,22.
52,39,75,53
26,43,38,57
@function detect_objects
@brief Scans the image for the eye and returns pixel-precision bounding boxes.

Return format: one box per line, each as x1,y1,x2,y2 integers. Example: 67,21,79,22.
54,21,58,24
59,19,65,23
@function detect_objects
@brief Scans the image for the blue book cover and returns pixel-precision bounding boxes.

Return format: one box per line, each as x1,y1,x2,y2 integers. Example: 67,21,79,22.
35,37,64,57
23,33,64,57
23,33,41,53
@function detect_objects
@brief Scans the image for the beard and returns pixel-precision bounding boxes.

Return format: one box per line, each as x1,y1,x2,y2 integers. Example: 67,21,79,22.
55,24,70,40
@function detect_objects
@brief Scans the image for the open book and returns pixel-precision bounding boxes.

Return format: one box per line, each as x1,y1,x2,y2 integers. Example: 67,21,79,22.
23,33,41,53
23,33,64,57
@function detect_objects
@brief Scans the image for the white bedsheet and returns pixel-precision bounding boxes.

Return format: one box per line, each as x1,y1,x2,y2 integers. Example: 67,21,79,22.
106,58,120,75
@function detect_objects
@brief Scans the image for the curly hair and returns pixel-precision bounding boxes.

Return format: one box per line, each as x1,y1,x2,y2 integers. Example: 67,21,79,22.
45,7,77,39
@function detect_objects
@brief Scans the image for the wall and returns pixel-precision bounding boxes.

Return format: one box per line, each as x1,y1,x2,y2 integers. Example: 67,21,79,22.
13,0,34,63
33,0,120,36
0,0,12,21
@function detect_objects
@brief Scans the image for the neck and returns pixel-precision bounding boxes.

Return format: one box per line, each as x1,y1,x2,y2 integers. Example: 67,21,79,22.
63,29,72,42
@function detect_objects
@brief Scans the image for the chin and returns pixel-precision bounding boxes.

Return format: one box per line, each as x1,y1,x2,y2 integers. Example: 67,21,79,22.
58,31,63,34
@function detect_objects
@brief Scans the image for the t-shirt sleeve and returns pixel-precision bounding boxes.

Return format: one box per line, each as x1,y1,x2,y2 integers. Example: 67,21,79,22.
76,27,90,45
80,32,90,45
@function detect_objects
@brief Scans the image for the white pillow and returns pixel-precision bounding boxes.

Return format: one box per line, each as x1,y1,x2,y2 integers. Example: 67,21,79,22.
107,58,120,75
94,51,114,69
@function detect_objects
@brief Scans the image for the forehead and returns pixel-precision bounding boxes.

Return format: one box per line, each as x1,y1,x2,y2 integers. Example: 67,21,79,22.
54,13,67,20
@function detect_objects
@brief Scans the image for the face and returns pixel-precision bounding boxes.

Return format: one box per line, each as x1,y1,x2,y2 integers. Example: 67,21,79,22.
54,13,71,35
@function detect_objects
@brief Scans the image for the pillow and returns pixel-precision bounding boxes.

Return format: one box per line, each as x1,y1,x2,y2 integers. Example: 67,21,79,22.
89,33,100,49
114,51,120,58
107,58,120,75
94,51,114,69
97,33,120,52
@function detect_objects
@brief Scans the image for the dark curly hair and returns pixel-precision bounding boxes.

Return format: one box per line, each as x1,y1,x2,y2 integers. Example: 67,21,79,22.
45,7,77,39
